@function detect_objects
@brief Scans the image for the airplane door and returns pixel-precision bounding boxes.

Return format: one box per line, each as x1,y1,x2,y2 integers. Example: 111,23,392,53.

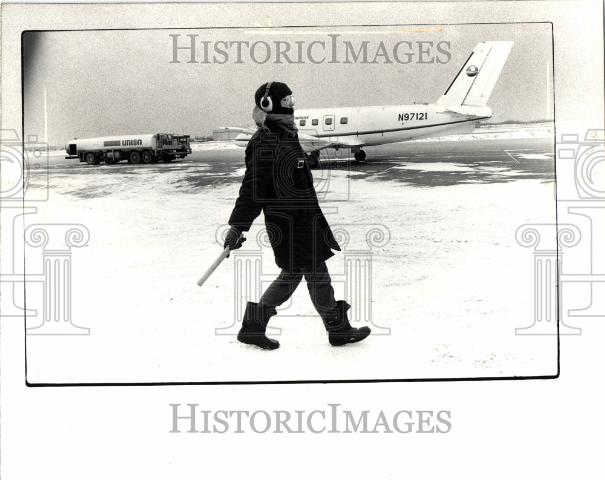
323,115,335,131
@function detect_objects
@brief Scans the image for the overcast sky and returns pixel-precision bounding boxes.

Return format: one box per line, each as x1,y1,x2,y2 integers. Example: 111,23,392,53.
23,23,553,145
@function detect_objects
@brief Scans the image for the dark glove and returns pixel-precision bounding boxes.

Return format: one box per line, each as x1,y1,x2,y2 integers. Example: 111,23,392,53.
223,226,246,253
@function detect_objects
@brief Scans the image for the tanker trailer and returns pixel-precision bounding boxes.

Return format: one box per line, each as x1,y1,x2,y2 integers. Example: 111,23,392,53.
65,133,192,165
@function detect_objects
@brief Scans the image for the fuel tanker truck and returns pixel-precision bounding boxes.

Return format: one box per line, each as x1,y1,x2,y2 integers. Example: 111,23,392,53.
65,133,192,165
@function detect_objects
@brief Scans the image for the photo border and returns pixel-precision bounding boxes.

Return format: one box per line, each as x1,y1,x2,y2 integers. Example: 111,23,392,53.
21,21,559,387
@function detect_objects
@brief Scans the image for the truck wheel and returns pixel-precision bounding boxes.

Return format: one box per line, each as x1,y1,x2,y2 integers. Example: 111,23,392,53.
141,150,154,164
85,152,97,165
130,151,141,164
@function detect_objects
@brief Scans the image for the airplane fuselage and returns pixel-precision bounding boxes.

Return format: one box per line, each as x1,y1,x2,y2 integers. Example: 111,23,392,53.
292,104,492,151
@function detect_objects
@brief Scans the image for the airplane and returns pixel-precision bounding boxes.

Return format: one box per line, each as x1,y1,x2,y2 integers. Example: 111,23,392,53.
226,41,513,163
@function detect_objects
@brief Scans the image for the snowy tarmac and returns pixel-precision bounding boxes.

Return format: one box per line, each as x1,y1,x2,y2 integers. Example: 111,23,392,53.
24,131,557,383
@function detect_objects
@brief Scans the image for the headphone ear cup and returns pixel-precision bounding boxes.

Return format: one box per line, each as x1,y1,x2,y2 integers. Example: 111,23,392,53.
260,95,273,112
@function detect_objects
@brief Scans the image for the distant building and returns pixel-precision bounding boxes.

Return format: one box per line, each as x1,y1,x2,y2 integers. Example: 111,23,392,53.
212,128,241,141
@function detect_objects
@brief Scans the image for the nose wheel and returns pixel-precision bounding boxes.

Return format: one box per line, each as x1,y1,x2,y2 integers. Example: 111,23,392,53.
354,150,366,163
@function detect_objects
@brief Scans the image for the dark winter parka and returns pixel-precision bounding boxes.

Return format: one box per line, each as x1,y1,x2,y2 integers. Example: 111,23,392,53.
228,119,341,271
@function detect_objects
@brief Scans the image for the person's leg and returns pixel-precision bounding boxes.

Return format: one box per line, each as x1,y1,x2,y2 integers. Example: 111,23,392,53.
259,269,303,307
303,262,337,317
304,262,371,346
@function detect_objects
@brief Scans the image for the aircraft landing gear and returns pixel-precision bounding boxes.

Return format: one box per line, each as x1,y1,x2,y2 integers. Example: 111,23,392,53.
354,150,367,163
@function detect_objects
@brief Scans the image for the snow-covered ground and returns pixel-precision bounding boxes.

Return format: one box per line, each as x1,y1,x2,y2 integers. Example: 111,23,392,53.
190,141,242,152
23,130,557,383
412,122,553,142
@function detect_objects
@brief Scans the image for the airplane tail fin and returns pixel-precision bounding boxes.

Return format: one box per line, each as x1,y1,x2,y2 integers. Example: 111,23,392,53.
436,41,513,107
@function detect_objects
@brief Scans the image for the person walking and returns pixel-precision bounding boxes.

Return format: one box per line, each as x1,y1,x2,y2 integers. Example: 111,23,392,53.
224,81,371,350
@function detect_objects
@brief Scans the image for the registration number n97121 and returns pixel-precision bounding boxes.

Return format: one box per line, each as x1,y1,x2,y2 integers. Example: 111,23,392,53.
398,112,428,122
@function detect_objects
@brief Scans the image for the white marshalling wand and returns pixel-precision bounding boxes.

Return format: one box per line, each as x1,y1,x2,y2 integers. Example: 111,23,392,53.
196,234,244,287
196,247,231,287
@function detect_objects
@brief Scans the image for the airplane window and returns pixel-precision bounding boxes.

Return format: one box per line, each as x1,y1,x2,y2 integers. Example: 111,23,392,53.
325,117,333,125
312,119,318,126
340,117,348,124
300,119,306,126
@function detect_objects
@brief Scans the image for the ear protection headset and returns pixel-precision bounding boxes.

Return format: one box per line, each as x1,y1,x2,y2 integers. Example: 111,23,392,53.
260,81,273,112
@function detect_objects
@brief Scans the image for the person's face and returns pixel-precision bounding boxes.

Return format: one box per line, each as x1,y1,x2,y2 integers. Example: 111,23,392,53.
280,94,296,109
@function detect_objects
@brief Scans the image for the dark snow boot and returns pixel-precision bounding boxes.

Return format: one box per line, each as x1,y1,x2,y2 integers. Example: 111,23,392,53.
322,300,371,346
237,302,280,350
